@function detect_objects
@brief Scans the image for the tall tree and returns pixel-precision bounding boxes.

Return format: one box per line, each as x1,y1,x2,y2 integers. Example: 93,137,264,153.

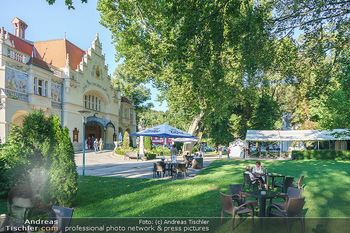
98,0,276,144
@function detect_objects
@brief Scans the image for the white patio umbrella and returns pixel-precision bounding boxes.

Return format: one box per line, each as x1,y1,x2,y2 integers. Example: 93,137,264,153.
129,123,197,156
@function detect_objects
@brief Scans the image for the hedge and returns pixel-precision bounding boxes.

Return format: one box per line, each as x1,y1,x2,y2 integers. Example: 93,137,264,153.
292,150,350,160
145,152,156,160
115,148,126,155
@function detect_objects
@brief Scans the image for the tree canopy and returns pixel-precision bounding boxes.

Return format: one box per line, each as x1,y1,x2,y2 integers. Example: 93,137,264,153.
98,0,350,143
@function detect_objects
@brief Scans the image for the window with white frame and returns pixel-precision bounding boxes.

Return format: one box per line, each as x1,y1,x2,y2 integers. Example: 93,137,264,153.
84,94,102,111
34,77,48,97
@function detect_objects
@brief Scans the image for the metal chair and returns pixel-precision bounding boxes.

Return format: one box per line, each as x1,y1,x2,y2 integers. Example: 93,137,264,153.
273,177,294,193
267,197,305,233
220,192,254,231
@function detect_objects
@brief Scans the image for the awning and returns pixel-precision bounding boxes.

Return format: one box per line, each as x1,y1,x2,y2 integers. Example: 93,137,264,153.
86,116,115,131
245,129,350,141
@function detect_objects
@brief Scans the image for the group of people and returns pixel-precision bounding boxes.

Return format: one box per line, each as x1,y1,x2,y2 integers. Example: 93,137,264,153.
245,161,268,189
85,136,104,153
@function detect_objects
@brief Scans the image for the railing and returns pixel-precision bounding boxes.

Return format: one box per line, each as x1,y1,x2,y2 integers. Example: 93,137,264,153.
51,101,62,109
4,89,28,102
7,49,26,63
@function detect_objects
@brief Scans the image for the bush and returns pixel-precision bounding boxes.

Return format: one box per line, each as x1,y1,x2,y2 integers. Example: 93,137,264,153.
152,146,170,156
144,152,156,160
292,149,350,160
122,131,130,150
0,111,78,206
144,137,152,151
115,148,126,155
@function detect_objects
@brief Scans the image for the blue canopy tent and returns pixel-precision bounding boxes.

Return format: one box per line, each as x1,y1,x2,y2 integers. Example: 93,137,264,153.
129,123,198,157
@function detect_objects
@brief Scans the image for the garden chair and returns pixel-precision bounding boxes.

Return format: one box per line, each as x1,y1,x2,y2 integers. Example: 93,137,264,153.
243,173,260,190
153,163,165,178
267,197,305,233
292,175,305,190
27,205,74,233
273,177,294,193
229,184,258,209
220,192,254,231
269,187,303,209
175,163,187,178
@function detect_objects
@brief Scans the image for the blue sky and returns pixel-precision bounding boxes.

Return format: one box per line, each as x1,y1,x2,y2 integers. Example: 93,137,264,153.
0,0,167,111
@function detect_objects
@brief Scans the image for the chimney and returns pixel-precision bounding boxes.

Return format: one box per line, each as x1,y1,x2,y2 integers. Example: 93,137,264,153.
11,17,28,39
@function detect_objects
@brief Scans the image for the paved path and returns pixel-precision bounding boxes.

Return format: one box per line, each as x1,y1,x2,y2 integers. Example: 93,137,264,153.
74,150,220,180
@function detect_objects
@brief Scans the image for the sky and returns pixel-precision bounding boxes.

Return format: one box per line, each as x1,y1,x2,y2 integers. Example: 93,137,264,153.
0,0,168,112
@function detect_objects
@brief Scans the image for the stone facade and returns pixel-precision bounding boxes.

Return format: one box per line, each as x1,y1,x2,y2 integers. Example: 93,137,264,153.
0,17,136,150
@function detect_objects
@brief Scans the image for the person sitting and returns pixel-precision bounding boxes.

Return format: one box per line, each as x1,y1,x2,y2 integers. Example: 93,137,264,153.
245,166,262,189
252,161,267,189
184,152,192,168
156,156,166,176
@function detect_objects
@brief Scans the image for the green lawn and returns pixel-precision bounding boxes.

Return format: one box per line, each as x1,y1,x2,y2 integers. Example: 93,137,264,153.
1,159,350,218
71,159,350,218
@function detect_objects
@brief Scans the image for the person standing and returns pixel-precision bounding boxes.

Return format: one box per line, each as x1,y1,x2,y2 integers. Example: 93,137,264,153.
85,139,88,150
218,146,222,158
170,144,178,163
99,138,104,151
91,135,95,150
227,147,231,159
94,138,99,153
87,137,91,150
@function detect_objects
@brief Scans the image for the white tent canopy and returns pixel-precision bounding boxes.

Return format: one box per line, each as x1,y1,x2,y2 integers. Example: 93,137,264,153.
245,129,350,142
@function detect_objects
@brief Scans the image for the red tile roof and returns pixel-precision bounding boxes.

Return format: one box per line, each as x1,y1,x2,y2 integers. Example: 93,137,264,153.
34,39,84,70
27,57,51,72
0,28,34,56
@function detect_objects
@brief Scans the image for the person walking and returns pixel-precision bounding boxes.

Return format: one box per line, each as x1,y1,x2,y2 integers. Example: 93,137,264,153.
99,138,104,151
227,147,231,159
94,138,99,153
218,146,222,158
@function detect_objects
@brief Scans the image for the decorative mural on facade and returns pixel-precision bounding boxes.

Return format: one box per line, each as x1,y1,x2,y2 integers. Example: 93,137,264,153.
5,68,27,93
51,81,61,102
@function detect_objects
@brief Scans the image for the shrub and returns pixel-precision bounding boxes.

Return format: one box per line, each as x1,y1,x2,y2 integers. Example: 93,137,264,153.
144,136,152,151
144,152,156,160
0,111,78,206
292,149,350,160
122,131,130,150
115,148,126,155
152,146,170,156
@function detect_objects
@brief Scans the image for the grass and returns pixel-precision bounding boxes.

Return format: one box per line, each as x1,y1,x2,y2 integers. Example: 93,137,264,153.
1,159,350,219
72,159,350,218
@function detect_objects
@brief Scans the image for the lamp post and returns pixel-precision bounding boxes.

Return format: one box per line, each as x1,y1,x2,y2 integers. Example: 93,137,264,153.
78,110,91,178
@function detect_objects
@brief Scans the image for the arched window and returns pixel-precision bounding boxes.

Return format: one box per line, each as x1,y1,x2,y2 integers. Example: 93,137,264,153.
84,94,102,111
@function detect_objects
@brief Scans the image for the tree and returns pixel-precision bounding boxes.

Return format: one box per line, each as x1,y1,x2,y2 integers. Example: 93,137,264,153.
144,136,152,151
122,131,130,149
0,111,78,206
98,0,276,142
46,0,87,10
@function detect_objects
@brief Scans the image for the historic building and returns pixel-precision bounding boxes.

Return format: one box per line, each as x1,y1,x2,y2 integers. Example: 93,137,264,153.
0,17,136,150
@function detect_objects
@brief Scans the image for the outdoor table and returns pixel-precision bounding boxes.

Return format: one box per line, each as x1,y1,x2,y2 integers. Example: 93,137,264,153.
253,173,285,190
240,189,288,218
164,162,178,177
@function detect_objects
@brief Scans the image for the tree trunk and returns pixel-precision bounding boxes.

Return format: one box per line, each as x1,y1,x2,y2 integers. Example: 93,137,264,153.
183,110,205,154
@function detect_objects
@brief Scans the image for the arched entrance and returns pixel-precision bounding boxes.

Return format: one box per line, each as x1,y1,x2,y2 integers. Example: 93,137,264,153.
11,110,29,127
85,121,102,140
